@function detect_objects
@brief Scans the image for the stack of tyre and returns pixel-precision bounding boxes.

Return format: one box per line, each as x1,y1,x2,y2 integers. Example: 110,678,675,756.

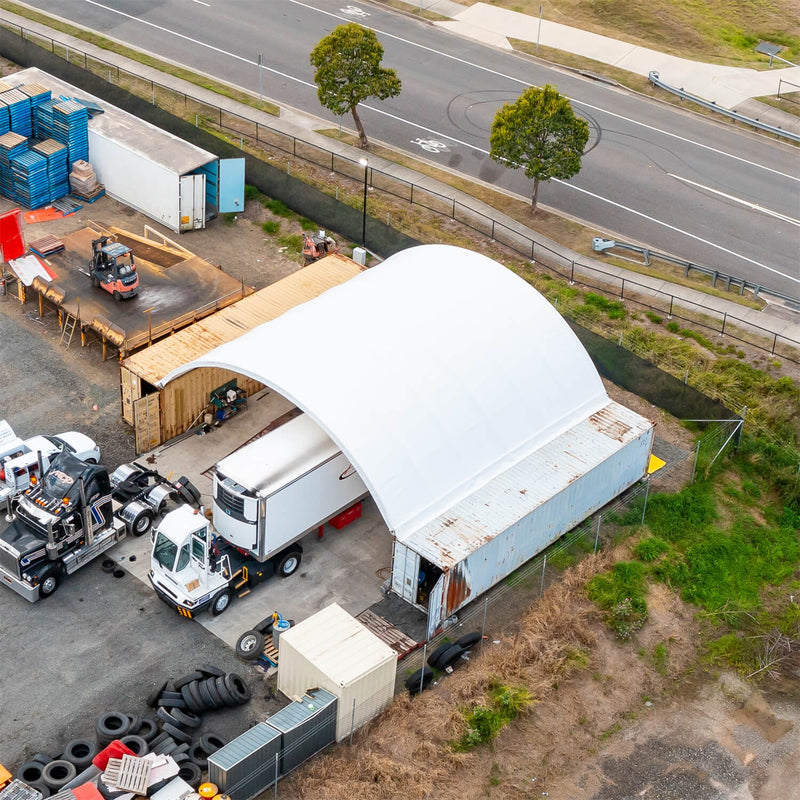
405,631,482,695
15,743,98,799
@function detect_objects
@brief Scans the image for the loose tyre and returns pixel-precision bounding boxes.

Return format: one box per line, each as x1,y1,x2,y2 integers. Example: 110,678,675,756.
119,735,148,756
197,663,225,678
426,642,454,670
277,550,301,578
147,680,168,709
42,760,77,791
17,763,44,784
199,733,227,755
148,732,171,749
174,671,205,690
224,673,251,704
96,711,131,742
203,677,224,709
214,676,237,708
156,707,180,727
437,644,465,671
235,630,264,660
62,739,98,770
209,589,232,616
126,713,142,735
162,722,192,744
170,708,202,729
177,763,202,788
454,632,482,650
187,680,205,712
405,668,434,695
28,783,50,799
181,683,202,714
31,755,55,767
137,717,159,743
188,742,208,770
158,695,187,709
195,679,215,711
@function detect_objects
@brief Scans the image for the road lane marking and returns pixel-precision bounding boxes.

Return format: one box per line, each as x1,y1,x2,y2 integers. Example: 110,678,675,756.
669,174,800,227
192,1,210,6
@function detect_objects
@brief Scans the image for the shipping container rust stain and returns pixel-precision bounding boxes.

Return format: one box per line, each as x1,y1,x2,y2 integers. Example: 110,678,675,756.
589,407,633,441
446,563,471,612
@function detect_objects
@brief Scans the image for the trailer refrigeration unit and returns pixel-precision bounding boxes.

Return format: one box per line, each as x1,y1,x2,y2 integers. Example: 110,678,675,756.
148,413,369,617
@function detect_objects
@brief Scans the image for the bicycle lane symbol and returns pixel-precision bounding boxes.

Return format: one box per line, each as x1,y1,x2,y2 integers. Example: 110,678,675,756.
410,138,449,153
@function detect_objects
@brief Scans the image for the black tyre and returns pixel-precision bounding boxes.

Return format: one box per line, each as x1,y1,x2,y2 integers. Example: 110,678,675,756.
157,695,187,709
131,508,154,537
177,762,202,788
224,673,251,704
31,754,56,767
17,762,44,784
214,676,237,708
173,742,190,756
199,733,227,755
42,760,77,791
113,291,121,300
162,722,192,744
172,752,190,765
187,679,204,712
101,559,115,574
181,683,202,715
276,549,301,578
119,735,148,756
28,783,50,799
154,738,178,756
209,588,232,616
454,632,482,650
196,663,225,678
253,617,275,635
405,667,434,695
137,717,159,743
148,732,171,749
39,570,60,599
203,677,224,709
62,739,98,770
156,707,180,727
91,275,99,288
170,707,201,729
235,630,264,660
426,642,453,670
147,680,168,708
188,742,208,770
174,671,205,690
195,679,214,710
126,713,142,735
437,644,465,670
96,711,131,740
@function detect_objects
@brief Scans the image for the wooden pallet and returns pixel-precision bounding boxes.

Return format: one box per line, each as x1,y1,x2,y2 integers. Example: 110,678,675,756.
258,640,279,668
356,609,418,657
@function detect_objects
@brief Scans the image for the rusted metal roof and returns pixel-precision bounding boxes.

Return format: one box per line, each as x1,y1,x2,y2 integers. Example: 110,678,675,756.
122,254,362,384
399,401,653,569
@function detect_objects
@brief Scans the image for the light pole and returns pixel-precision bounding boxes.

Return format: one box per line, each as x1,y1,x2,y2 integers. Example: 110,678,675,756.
359,157,369,248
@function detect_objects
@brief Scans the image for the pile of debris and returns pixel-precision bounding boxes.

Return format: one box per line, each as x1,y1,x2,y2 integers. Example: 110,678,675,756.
9,665,250,799
68,160,104,202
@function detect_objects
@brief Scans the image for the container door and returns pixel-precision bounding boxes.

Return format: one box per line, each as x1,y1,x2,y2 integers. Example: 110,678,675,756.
133,393,161,454
391,540,419,603
426,574,446,640
218,158,245,213
179,174,206,232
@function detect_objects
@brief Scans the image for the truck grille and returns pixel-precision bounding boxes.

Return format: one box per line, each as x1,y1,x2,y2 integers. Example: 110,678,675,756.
216,483,245,517
0,543,20,579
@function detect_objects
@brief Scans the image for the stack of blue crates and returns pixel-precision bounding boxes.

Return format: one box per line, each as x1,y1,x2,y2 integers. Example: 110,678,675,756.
0,88,33,138
32,139,69,202
10,150,50,209
52,100,89,166
33,98,56,139
18,83,51,114
0,100,9,137
0,131,28,202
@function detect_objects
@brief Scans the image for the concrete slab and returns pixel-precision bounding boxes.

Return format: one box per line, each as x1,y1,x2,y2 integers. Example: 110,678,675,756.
115,389,396,649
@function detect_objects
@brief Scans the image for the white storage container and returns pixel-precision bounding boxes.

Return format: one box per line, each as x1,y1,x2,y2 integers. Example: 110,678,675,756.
277,603,397,741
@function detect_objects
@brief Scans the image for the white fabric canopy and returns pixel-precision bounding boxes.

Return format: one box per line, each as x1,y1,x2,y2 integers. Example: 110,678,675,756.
159,245,608,537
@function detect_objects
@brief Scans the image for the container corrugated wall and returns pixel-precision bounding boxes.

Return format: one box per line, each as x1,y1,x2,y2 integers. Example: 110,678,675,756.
207,722,281,800
265,688,337,774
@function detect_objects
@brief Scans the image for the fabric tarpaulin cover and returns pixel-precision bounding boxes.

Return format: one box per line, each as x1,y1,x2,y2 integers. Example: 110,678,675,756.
159,245,610,537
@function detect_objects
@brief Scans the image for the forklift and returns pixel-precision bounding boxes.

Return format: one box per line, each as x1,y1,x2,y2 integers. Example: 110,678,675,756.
90,236,140,299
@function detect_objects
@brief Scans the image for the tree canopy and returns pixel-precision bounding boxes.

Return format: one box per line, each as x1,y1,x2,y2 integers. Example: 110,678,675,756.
310,23,401,149
489,85,589,212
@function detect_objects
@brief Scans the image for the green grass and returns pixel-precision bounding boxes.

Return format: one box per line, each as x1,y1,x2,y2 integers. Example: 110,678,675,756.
453,683,532,751
299,217,318,231
279,234,303,254
633,537,669,563
263,198,295,218
261,220,281,235
587,561,649,639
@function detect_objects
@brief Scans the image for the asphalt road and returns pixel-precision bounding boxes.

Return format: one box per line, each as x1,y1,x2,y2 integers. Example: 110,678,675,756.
23,0,800,298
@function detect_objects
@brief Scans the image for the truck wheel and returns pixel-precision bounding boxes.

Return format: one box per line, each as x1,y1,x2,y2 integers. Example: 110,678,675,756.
113,291,121,300
235,630,265,660
131,508,154,537
405,667,434,695
210,588,232,616
277,550,301,578
91,275,99,288
39,571,60,599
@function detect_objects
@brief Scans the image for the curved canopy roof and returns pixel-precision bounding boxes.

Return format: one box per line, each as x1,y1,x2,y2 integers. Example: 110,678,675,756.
159,245,608,537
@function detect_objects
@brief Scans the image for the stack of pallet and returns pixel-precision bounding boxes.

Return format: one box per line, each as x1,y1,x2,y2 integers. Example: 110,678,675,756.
32,97,56,139
18,83,51,114
0,88,32,137
0,99,9,137
69,159,103,200
11,150,51,209
52,99,89,165
32,139,70,201
0,131,28,202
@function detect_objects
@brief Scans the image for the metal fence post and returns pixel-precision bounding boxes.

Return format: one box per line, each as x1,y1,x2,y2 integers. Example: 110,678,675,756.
481,597,488,647
593,514,602,553
771,332,777,356
539,555,546,596
721,311,727,337
641,477,650,524
274,752,279,798
668,296,674,318
530,239,535,261
419,643,427,693
451,198,456,219
620,278,625,299
569,261,575,284
349,697,356,745
691,439,701,482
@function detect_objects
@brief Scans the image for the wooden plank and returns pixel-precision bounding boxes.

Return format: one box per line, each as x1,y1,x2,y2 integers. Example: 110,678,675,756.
356,609,417,656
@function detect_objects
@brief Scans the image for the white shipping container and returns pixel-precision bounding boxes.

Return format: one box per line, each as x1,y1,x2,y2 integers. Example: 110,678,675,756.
277,603,397,741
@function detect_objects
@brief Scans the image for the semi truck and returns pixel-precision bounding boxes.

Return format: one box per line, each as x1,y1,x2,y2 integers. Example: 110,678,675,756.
148,413,369,617
0,451,196,601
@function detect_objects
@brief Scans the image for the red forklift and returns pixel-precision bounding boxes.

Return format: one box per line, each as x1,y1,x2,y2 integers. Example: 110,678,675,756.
90,236,139,299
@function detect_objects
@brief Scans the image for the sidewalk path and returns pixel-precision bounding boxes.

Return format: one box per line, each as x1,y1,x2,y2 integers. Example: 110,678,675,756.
2,7,799,350
435,2,800,112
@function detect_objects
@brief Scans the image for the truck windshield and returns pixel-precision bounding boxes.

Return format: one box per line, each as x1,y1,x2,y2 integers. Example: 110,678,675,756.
153,532,178,571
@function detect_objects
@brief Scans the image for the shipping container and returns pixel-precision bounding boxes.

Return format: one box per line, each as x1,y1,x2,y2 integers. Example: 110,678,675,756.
391,401,654,638
264,688,337,774
207,722,281,800
277,603,397,741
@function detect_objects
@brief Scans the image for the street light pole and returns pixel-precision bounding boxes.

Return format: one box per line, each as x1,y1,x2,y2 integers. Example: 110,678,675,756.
359,157,369,248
